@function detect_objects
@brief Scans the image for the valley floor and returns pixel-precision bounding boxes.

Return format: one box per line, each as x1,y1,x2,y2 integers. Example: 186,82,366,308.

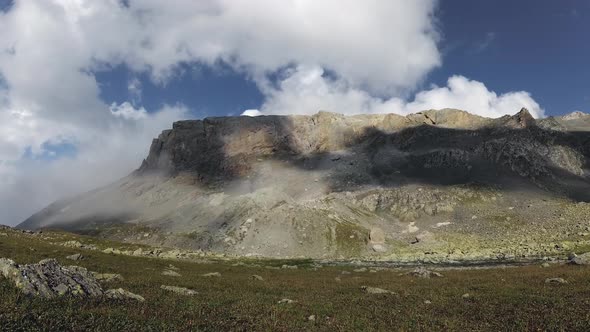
1,228,590,331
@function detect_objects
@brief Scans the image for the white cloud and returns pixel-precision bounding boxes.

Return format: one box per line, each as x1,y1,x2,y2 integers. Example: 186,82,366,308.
255,67,545,118
110,102,148,120
0,104,187,225
241,109,262,117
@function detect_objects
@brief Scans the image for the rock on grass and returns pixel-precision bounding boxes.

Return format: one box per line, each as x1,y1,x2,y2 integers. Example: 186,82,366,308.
201,272,221,277
361,286,395,295
0,257,142,301
161,285,198,296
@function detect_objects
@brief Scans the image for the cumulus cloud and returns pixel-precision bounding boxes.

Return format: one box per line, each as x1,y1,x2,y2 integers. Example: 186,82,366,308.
0,104,188,225
255,66,544,118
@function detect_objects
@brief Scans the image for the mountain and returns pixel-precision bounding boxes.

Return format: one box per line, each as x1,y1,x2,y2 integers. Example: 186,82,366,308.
19,108,590,261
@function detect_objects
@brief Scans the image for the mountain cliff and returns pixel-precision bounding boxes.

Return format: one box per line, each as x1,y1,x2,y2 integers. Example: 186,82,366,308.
20,109,590,261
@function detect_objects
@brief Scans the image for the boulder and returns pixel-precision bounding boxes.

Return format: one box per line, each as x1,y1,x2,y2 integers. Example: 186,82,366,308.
0,258,102,298
278,298,296,304
0,258,141,301
570,252,590,265
406,267,444,278
161,285,198,296
251,274,264,281
361,286,395,295
201,272,221,277
66,253,83,261
369,227,385,244
162,270,182,277
545,278,567,284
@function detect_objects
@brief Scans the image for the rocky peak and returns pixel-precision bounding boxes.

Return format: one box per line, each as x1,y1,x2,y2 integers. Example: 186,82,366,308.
500,107,536,128
563,111,588,121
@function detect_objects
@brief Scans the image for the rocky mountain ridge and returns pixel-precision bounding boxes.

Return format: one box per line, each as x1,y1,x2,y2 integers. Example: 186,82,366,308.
19,108,590,261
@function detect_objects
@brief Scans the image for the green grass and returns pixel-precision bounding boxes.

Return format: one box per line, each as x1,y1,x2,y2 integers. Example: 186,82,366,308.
2,230,590,331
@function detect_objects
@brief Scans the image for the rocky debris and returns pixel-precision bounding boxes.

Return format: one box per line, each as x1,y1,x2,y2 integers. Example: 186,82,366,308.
353,267,368,273
361,286,395,295
0,258,141,301
61,241,97,251
541,262,551,268
406,267,444,278
103,248,122,255
162,270,182,277
545,278,567,284
92,272,124,283
281,264,298,270
278,298,296,304
62,240,83,248
308,315,316,321
424,300,432,304
66,253,83,261
105,288,145,302
161,285,198,296
251,274,264,281
201,272,221,278
570,252,590,265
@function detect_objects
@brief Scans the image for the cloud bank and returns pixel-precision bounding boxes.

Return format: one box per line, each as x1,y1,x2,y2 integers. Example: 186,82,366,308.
247,66,544,118
0,0,543,225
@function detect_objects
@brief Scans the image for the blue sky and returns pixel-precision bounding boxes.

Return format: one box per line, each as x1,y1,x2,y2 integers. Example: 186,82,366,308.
86,0,590,118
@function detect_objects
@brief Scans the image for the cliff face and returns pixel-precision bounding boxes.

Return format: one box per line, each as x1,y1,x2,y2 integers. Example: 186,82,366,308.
19,109,590,261
137,108,588,190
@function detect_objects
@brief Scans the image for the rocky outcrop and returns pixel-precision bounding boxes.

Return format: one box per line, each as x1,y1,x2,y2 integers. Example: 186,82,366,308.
0,258,143,301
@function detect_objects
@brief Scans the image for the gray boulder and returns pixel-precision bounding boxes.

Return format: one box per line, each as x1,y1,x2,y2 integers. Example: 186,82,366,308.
361,286,395,295
570,252,590,265
406,267,444,278
66,253,83,261
161,285,198,296
0,258,102,298
545,278,567,284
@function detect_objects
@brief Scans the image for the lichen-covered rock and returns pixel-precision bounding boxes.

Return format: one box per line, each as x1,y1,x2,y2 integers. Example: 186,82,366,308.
0,258,142,302
0,258,103,298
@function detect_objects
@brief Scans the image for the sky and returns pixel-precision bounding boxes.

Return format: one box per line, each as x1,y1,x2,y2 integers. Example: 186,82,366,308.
0,0,588,225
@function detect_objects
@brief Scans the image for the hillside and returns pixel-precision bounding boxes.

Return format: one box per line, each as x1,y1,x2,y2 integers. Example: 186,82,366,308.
19,108,590,261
